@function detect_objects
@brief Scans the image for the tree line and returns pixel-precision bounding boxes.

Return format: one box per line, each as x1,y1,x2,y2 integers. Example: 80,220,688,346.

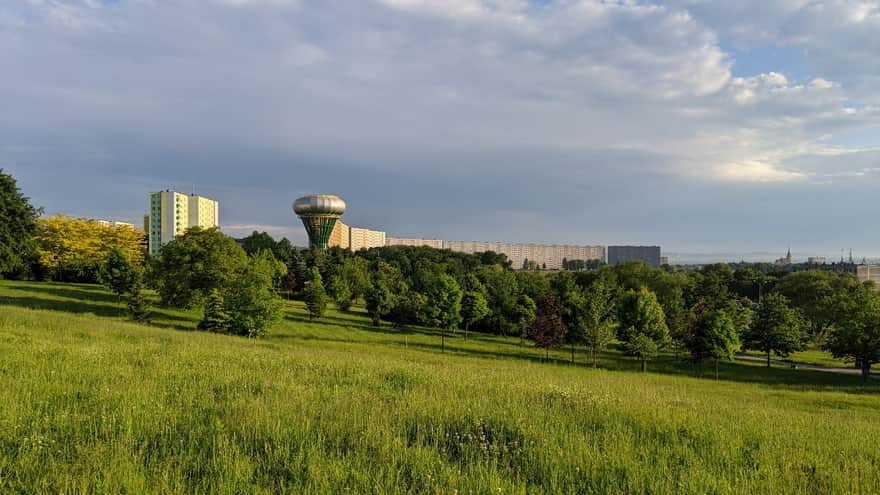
2,168,880,379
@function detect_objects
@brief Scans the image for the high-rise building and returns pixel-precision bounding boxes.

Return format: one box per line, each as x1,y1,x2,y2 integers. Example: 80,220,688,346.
386,237,445,249
443,241,604,270
328,221,386,251
148,191,220,256
607,246,661,267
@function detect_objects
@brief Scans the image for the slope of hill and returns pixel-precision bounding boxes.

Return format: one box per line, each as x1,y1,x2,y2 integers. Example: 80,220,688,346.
0,281,878,493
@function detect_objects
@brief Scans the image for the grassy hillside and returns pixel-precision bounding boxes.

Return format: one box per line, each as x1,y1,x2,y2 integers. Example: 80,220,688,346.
0,280,878,493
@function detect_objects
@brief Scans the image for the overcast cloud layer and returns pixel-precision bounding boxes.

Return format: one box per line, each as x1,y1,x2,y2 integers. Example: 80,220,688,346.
2,0,880,262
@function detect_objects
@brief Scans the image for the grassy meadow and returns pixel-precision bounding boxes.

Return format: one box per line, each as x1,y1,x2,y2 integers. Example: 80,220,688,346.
0,280,879,493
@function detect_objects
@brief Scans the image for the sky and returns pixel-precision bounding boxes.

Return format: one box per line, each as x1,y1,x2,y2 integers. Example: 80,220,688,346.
2,0,880,263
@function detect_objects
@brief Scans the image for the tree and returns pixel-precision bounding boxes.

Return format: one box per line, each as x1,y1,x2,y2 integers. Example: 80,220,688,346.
552,273,588,363
102,248,135,303
303,266,327,320
424,273,463,352
776,271,861,341
151,227,247,308
221,251,283,337
0,169,39,276
35,214,145,282
618,287,669,372
687,308,739,379
241,231,277,257
742,293,806,366
198,288,231,333
513,294,537,346
365,270,393,327
534,294,566,360
126,269,150,323
580,278,617,367
823,283,880,381
460,291,490,339
328,273,352,311
273,237,295,264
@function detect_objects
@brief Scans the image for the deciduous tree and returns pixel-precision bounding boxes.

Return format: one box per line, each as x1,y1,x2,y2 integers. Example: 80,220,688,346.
460,290,490,339
0,169,39,276
618,287,669,372
742,293,806,366
823,283,880,381
151,227,247,308
534,294,566,361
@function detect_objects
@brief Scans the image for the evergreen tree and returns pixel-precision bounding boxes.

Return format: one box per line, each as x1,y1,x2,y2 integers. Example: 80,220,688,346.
126,269,150,323
460,290,490,339
198,288,231,333
222,251,283,337
303,266,327,320
102,248,135,303
0,169,39,277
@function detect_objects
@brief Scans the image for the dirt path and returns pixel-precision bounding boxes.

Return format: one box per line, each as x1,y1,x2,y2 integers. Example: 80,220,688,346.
735,354,878,379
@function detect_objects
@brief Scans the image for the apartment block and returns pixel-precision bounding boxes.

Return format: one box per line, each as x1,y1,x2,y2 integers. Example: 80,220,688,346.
148,191,220,256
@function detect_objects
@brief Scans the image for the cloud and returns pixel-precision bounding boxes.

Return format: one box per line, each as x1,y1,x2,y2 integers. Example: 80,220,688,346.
714,160,807,183
2,0,880,254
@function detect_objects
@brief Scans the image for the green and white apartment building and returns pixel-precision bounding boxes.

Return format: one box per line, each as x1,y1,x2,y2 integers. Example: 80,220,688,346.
148,191,220,256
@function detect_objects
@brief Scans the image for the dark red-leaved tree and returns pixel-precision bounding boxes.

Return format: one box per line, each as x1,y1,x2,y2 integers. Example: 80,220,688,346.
534,293,567,361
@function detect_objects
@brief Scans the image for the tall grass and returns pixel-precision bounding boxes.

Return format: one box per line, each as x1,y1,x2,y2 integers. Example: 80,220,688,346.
0,280,878,493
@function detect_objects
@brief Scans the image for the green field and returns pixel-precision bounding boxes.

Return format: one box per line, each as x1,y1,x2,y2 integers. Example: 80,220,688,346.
1,280,879,493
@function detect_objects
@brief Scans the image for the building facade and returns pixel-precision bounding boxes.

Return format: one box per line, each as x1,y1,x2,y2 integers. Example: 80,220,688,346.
328,221,386,251
857,265,880,286
386,237,445,249
444,241,604,270
607,246,661,267
148,191,220,256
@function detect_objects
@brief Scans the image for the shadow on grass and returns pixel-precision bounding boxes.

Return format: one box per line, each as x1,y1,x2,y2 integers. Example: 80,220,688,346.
0,295,196,332
6,283,122,304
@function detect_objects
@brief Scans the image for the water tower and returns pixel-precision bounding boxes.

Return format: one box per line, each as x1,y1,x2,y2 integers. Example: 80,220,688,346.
292,194,346,250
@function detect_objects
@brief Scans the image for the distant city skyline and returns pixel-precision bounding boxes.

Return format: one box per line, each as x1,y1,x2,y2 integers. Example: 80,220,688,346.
4,2,880,260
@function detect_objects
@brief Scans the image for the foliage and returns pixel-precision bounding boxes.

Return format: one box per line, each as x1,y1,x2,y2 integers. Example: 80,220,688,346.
151,227,247,308
775,271,861,340
423,273,463,331
328,273,352,311
126,269,150,323
365,270,394,327
618,287,669,371
743,293,806,366
686,308,739,377
102,248,135,300
198,289,232,333
241,231,277,257
580,278,617,367
823,283,880,380
303,266,327,320
533,294,566,358
513,294,537,346
34,214,145,282
221,251,283,337
0,169,39,276
460,290,490,338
